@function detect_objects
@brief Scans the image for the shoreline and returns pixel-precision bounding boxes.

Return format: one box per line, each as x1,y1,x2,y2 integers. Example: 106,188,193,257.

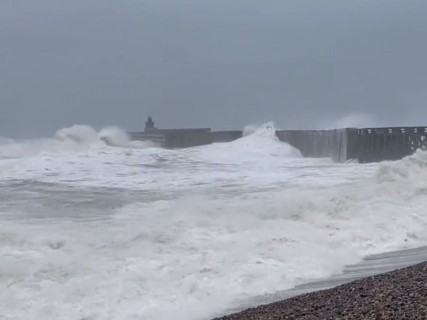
212,247,427,319
213,261,427,319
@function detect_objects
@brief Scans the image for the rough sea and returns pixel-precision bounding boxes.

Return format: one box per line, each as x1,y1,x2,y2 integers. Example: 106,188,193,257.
1,123,427,320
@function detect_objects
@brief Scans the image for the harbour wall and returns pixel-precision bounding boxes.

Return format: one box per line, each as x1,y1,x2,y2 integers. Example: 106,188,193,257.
128,127,427,163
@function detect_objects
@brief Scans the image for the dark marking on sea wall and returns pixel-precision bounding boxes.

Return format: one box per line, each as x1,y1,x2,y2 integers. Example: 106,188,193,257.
275,129,351,162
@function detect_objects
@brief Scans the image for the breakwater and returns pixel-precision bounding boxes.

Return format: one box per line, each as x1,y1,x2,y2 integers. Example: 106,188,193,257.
128,121,427,163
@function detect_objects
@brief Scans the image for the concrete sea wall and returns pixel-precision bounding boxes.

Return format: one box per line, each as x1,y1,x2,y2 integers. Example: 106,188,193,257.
129,126,427,163
275,129,350,162
348,127,427,163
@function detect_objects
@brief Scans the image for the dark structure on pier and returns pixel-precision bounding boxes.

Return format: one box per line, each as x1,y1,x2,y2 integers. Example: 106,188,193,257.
129,117,213,148
128,118,427,163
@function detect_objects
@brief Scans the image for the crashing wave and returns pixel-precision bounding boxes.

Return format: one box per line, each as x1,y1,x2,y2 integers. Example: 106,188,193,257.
0,125,158,159
184,122,301,164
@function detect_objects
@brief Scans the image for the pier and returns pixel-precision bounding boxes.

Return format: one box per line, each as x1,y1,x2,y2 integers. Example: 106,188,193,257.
128,118,427,163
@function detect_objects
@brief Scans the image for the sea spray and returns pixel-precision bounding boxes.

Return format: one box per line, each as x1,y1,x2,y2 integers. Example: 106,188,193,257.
1,124,426,320
187,122,301,164
0,125,157,159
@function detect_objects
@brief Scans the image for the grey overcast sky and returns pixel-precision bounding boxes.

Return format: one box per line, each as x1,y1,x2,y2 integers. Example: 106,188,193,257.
1,0,427,137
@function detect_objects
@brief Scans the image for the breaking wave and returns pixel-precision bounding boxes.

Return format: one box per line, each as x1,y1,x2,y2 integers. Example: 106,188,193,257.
188,122,301,163
0,125,158,159
376,149,427,183
1,129,427,319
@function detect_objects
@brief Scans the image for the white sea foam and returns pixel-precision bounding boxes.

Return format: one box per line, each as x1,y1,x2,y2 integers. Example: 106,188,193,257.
0,125,157,159
55,124,101,145
0,124,426,320
187,122,301,164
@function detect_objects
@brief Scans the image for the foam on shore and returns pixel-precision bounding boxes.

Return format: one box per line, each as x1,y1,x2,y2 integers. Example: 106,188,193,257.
216,246,427,318
214,258,427,319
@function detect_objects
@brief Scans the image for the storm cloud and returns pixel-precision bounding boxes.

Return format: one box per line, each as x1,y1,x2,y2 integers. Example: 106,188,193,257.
1,0,427,137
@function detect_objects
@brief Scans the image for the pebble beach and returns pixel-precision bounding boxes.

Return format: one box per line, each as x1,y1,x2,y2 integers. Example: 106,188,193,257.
214,261,427,320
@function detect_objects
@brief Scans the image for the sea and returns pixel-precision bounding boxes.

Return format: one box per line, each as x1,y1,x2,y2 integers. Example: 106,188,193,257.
1,123,427,320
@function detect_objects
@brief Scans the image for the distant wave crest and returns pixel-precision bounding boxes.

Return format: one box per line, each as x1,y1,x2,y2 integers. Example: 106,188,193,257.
0,125,158,159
